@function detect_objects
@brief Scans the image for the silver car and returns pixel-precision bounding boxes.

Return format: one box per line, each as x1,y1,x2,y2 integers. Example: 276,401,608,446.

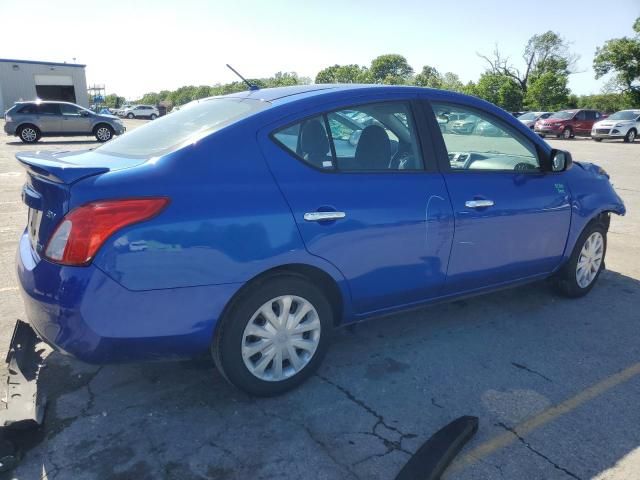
517,111,552,130
3,101,125,143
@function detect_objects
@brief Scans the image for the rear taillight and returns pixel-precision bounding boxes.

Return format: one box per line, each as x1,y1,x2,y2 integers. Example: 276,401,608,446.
44,198,169,266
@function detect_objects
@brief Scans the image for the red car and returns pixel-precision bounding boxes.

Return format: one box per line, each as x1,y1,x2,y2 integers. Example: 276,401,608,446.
535,109,605,139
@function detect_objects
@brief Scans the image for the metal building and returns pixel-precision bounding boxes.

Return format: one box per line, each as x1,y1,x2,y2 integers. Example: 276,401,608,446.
0,58,89,113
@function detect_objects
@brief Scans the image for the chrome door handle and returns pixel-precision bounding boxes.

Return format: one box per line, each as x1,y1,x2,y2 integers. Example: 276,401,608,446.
303,211,346,222
465,199,494,209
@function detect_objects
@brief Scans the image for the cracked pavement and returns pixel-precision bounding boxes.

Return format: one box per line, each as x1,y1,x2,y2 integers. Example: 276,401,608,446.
1,123,639,479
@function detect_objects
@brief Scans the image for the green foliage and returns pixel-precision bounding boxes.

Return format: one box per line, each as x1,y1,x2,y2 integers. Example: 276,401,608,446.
370,54,413,84
576,93,636,112
474,73,523,110
524,71,570,111
315,64,370,83
593,17,640,103
104,94,126,108
440,72,465,92
133,72,309,106
414,65,442,88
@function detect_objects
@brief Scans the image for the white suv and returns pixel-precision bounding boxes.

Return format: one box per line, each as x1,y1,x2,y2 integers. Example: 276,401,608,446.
121,105,159,120
591,110,640,143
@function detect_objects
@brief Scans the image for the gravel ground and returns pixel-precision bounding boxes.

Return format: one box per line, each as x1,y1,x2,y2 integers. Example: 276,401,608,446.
0,121,639,480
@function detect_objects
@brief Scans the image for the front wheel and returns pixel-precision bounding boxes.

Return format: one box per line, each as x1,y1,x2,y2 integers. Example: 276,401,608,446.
554,222,607,298
126,113,134,119
562,127,572,140
212,275,333,396
150,113,157,120
593,138,603,142
624,129,636,143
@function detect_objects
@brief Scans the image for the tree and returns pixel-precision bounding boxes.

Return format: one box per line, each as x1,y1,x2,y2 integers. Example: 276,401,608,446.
440,72,465,92
524,71,570,111
479,31,577,96
593,17,640,103
475,73,523,110
414,65,442,88
315,64,370,83
104,94,126,108
370,54,413,84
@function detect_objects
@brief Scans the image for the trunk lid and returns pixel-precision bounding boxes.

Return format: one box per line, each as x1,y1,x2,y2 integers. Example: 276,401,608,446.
17,149,146,256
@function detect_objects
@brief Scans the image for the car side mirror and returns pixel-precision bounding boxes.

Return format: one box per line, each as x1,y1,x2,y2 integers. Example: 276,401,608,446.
550,149,573,172
80,111,90,117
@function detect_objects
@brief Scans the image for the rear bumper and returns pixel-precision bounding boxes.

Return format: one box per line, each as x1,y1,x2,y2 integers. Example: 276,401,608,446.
3,122,16,135
16,231,241,364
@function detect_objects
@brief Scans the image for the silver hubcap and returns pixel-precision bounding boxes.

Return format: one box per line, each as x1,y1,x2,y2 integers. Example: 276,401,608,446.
576,232,604,288
563,129,571,139
22,128,36,142
97,127,111,140
242,295,321,382
629,131,636,142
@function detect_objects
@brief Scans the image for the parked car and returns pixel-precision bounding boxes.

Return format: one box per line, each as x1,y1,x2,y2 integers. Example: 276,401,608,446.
13,85,625,396
121,105,159,120
518,111,552,129
448,114,481,134
474,120,508,137
113,105,132,116
535,109,605,139
3,100,125,143
591,110,640,143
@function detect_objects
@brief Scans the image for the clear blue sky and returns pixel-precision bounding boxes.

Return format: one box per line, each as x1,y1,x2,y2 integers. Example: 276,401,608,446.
2,0,638,99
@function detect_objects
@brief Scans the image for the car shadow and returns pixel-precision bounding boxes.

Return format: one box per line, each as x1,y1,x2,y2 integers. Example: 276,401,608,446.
9,270,640,480
5,140,99,146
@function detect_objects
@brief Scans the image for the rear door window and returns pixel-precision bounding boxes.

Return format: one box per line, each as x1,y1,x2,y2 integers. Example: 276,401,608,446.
272,101,424,172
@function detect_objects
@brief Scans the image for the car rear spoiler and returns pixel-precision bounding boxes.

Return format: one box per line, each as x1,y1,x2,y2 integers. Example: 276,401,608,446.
16,151,109,184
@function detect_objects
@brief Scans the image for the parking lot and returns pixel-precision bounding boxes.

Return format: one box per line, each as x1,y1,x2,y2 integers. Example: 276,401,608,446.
0,121,639,479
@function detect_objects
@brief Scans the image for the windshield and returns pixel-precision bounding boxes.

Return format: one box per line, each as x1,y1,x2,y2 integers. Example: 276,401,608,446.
518,112,538,121
607,110,640,121
98,97,269,157
549,111,574,120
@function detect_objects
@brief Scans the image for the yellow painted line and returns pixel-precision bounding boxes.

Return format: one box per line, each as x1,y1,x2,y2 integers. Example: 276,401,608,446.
450,362,640,473
0,287,18,293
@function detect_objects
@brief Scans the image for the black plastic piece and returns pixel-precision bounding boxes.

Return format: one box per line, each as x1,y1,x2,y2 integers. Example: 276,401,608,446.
0,320,46,428
395,415,479,480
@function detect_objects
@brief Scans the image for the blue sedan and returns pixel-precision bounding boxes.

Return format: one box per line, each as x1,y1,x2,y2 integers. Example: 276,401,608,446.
15,85,625,395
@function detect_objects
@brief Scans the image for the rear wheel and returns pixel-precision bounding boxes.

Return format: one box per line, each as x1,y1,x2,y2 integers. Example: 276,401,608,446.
18,125,40,143
624,129,636,143
94,124,114,142
554,221,607,298
212,275,332,396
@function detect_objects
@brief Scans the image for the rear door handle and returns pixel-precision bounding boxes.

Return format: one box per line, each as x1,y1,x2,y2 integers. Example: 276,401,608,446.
465,200,494,209
304,211,346,222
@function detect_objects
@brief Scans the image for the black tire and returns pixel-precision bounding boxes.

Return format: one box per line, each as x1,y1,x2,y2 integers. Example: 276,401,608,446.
554,221,607,298
538,133,546,138
94,124,114,142
150,113,157,120
562,127,572,140
593,138,602,142
126,113,134,119
624,129,636,143
17,124,40,143
212,274,333,396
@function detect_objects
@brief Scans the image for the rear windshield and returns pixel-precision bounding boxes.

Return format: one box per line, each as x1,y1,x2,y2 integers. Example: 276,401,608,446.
98,97,270,157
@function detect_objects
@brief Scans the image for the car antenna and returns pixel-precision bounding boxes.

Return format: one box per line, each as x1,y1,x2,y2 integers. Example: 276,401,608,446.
226,64,259,91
